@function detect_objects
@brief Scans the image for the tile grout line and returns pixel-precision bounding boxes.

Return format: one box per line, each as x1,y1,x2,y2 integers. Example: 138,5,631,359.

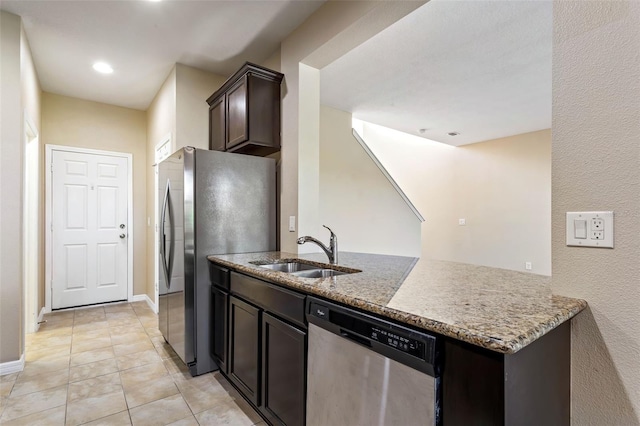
6,302,258,425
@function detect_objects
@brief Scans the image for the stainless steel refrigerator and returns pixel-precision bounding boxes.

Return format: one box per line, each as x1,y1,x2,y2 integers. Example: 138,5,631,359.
158,146,276,376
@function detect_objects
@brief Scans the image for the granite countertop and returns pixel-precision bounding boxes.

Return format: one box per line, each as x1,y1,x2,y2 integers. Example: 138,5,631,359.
207,251,587,354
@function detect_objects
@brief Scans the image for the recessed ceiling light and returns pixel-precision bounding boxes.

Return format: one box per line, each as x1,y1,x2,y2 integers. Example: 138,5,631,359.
92,62,113,74
448,132,460,136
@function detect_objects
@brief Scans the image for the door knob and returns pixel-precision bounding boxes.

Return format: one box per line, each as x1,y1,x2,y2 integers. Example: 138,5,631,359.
120,234,126,239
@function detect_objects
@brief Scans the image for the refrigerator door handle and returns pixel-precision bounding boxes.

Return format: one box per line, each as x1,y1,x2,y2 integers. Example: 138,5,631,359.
166,181,175,289
160,179,173,289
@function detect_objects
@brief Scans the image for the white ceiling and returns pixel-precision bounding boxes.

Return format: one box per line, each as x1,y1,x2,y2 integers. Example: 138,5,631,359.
3,0,551,142
320,0,552,146
1,0,324,110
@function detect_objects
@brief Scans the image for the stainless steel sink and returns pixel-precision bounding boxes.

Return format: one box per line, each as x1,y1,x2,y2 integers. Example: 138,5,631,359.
253,259,360,278
290,269,349,278
258,262,319,273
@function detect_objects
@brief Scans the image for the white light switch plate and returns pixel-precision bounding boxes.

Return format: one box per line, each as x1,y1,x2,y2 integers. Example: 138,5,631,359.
566,211,614,248
288,216,296,232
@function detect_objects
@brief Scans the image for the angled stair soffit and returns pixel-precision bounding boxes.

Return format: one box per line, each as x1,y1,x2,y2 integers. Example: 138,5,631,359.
351,128,425,223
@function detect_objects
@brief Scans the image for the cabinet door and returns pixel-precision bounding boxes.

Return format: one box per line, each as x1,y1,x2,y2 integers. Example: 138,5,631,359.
209,95,226,151
226,77,248,149
211,286,229,374
229,295,261,406
262,313,306,426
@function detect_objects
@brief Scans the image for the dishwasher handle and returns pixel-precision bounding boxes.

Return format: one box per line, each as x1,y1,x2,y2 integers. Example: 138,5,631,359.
340,330,372,347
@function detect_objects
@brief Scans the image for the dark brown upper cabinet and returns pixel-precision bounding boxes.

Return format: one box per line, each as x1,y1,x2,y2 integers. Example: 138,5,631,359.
207,63,284,157
208,96,226,152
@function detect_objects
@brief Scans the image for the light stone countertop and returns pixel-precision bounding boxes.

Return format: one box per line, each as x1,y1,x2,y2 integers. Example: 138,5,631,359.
207,251,587,354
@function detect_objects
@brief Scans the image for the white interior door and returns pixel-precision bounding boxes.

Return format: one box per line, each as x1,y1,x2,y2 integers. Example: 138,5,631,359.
51,150,129,309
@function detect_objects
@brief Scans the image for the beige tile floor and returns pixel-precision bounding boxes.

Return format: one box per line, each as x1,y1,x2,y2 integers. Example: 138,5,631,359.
0,301,265,426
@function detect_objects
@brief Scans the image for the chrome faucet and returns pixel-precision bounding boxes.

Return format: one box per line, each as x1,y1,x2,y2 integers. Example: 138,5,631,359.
297,225,338,265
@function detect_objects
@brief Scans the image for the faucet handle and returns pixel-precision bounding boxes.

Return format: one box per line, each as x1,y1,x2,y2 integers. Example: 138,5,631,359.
323,225,338,265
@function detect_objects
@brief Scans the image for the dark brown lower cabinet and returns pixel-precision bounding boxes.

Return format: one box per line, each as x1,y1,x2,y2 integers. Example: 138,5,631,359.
229,296,261,406
222,270,308,426
212,261,571,426
211,286,229,374
442,321,570,425
261,313,306,426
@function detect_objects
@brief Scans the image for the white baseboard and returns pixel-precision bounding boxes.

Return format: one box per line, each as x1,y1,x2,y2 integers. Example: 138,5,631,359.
132,294,157,314
0,353,25,376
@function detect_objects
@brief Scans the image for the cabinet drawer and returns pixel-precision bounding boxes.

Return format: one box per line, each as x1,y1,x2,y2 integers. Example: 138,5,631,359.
231,272,306,328
210,263,230,290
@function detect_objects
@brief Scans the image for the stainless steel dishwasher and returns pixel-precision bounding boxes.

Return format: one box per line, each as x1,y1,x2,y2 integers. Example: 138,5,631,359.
306,296,442,426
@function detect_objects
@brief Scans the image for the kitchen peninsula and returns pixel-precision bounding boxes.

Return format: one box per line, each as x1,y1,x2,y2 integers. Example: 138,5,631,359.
208,251,587,425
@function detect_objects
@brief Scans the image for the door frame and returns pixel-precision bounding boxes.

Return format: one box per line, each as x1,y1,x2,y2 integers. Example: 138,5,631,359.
44,144,133,312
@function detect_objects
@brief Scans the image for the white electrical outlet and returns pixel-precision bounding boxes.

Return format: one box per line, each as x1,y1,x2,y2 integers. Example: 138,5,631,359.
458,218,466,226
566,211,614,248
288,216,296,232
591,218,604,230
525,262,532,271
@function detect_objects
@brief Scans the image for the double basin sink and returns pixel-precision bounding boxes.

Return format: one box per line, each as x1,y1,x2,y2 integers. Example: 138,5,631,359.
255,260,360,278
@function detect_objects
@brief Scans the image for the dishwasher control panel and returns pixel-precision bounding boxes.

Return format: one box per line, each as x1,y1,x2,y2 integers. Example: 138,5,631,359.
308,299,438,368
370,326,424,358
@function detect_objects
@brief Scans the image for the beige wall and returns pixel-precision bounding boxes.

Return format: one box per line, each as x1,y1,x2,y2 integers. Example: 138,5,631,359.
20,23,43,335
279,1,423,253
363,124,551,274
0,11,42,364
145,68,176,299
552,1,640,424
21,28,41,130
262,48,281,73
146,64,225,299
175,64,226,151
297,64,321,250
320,107,421,257
147,67,176,154
42,93,148,297
0,11,25,364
